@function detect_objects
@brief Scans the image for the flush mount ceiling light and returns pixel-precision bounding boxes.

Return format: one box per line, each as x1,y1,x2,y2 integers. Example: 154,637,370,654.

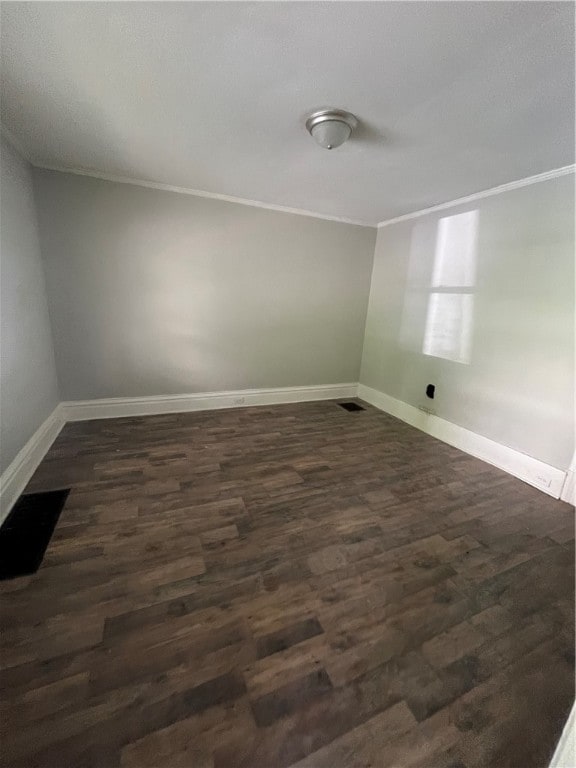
306,108,358,150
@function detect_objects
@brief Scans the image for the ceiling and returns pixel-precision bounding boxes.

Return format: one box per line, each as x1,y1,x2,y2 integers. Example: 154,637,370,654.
1,2,574,226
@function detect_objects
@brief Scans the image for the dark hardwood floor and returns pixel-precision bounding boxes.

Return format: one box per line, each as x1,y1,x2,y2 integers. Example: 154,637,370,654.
0,400,574,767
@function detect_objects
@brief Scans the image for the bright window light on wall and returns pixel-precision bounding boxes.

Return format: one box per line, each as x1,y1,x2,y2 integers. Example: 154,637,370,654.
423,209,479,364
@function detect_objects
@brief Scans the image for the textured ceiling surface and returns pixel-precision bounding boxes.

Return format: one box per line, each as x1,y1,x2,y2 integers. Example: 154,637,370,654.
1,1,574,224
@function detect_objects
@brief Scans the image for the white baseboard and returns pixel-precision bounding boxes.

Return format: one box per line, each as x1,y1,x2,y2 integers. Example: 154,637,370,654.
0,405,66,525
62,383,358,422
549,703,575,767
2,382,568,527
1,384,356,525
560,466,576,507
358,384,567,499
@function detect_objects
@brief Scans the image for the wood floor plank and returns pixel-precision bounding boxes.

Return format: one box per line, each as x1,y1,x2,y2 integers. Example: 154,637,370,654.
1,400,573,767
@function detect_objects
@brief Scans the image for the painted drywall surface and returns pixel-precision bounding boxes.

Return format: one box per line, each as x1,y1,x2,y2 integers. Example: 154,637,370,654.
33,169,376,400
3,3,574,223
0,138,60,474
360,174,574,470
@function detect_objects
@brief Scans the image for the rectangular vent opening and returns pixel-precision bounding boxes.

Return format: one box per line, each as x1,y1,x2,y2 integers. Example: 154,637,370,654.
338,402,365,412
0,489,70,581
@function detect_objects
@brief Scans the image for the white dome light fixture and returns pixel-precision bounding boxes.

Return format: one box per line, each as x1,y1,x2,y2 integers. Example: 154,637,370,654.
306,108,358,150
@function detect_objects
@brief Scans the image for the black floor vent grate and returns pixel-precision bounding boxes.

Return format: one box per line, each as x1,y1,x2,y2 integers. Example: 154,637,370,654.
0,489,70,581
338,402,365,412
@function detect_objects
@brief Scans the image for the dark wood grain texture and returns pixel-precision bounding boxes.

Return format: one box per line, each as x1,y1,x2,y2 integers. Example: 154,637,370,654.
0,400,573,767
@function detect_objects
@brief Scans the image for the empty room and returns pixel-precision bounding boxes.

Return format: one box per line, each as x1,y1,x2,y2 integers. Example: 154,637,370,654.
0,1,574,766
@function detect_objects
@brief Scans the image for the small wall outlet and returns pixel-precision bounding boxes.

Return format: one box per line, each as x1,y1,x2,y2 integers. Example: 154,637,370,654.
233,397,246,405
426,384,435,399
534,474,552,489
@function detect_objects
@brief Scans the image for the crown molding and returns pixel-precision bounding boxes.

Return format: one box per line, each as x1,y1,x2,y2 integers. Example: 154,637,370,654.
11,138,573,229
377,164,576,228
33,163,377,228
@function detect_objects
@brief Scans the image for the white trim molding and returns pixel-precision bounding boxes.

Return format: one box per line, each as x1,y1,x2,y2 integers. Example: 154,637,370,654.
560,452,576,507
0,405,66,526
0,384,355,525
549,703,576,768
33,164,375,228
357,384,567,499
1,382,569,526
6,123,572,230
377,164,576,228
62,383,358,422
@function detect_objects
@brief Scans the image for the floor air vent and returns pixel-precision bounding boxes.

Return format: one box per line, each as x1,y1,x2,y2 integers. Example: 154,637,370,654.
0,489,70,580
338,402,365,412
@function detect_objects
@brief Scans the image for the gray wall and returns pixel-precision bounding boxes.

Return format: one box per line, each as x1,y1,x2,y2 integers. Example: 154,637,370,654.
4,159,572,474
0,138,60,474
360,174,575,470
33,170,376,400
